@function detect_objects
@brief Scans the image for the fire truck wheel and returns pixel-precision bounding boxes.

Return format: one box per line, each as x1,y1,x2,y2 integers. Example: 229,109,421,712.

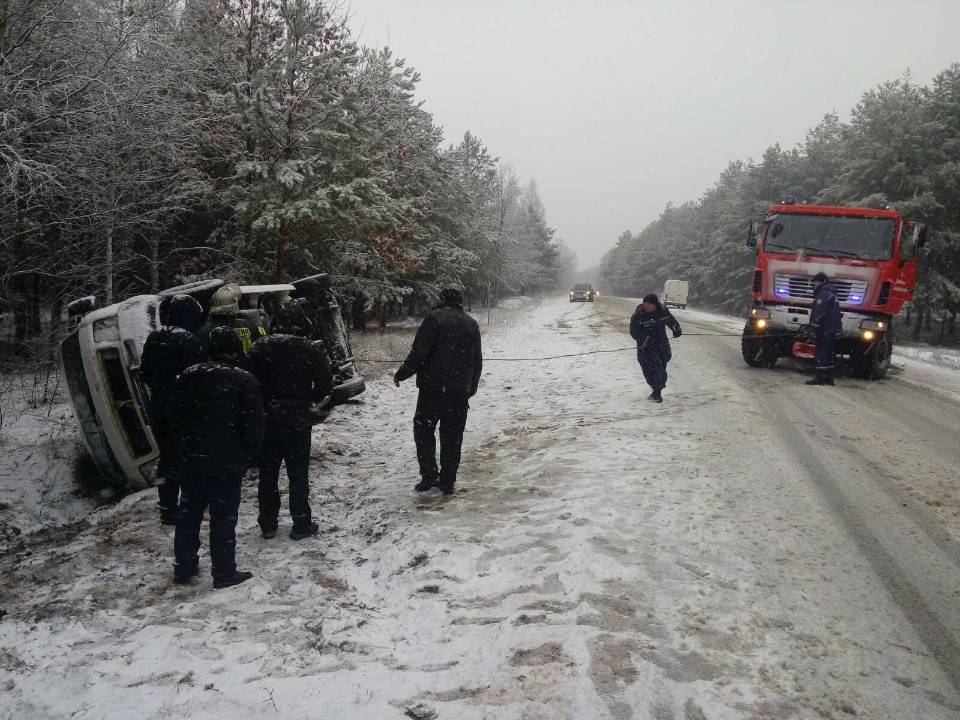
741,326,777,368
853,332,892,380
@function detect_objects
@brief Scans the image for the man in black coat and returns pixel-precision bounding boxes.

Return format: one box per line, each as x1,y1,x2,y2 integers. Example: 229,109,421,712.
172,327,265,589
805,271,843,386
140,294,203,524
246,302,334,540
394,287,483,495
630,293,682,403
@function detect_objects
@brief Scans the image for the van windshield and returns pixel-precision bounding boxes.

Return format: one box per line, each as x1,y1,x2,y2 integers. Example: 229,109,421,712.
764,213,895,261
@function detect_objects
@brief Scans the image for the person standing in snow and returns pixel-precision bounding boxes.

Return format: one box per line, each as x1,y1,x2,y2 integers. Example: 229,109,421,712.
246,302,334,540
140,294,203,525
394,286,483,495
172,327,264,589
804,271,842,386
630,293,682,403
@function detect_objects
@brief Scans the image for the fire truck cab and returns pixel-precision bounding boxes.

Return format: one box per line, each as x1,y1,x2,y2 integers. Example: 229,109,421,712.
741,200,927,380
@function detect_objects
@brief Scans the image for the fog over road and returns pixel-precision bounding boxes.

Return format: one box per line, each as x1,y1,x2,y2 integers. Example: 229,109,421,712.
2,296,959,719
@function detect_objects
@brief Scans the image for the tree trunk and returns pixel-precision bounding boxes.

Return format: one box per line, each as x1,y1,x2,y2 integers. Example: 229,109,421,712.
47,291,62,360
912,306,924,340
149,235,160,292
105,219,114,304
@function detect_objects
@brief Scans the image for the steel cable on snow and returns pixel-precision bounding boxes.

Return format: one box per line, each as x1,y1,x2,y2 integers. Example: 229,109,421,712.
354,331,803,365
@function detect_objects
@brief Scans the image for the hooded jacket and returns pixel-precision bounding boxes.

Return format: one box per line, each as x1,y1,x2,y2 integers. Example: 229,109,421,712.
140,295,203,392
396,301,483,396
629,295,682,352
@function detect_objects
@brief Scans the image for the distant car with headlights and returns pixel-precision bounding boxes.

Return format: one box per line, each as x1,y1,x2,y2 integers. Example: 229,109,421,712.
59,275,364,489
569,283,597,302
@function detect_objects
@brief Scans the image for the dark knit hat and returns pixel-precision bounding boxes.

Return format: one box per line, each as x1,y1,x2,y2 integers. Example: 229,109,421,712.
440,286,464,304
642,293,660,305
812,272,829,283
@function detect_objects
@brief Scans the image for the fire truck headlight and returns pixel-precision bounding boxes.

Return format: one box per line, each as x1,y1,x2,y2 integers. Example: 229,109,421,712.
862,330,876,341
756,318,768,329
93,316,120,343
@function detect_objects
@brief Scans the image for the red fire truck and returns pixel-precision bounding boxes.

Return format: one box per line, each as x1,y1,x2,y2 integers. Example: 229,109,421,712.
741,200,928,380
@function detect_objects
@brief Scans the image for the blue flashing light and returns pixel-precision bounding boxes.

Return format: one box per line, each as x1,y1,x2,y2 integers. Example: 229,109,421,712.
849,294,862,303
776,288,788,296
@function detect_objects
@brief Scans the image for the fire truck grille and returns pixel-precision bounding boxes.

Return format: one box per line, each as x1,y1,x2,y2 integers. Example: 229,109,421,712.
773,274,869,305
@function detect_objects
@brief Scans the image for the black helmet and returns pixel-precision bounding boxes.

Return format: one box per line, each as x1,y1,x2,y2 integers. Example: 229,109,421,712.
208,326,242,361
270,301,313,337
166,294,203,334
440,286,464,304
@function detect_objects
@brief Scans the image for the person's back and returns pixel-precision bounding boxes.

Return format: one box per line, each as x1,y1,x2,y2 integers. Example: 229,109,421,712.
141,295,203,391
394,287,482,494
401,302,483,395
176,353,264,480
172,327,264,589
247,302,334,540
139,294,203,524
246,333,333,429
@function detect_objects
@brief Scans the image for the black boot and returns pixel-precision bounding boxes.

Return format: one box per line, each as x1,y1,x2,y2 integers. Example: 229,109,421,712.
173,565,199,584
414,478,437,492
213,571,253,589
648,389,663,403
289,521,319,541
439,482,455,496
806,375,832,386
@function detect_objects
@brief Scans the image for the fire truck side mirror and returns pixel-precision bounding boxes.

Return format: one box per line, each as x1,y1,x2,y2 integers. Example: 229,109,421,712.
914,224,928,249
746,219,759,248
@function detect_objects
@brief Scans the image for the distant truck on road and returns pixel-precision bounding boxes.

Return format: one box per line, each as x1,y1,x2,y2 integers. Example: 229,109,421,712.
741,199,927,380
662,280,689,309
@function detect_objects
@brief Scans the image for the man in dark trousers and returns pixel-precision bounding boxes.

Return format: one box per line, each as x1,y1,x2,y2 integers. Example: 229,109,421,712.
246,302,333,540
173,327,264,589
630,293,682,403
805,271,842,386
140,294,203,525
394,286,482,495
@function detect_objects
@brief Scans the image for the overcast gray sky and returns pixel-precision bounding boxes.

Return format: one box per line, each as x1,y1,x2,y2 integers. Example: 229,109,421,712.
349,0,960,269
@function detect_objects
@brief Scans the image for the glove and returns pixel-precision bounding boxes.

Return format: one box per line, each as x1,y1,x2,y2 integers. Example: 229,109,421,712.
673,328,682,338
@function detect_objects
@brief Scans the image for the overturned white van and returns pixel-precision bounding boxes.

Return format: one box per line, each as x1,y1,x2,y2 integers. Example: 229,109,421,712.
60,275,364,489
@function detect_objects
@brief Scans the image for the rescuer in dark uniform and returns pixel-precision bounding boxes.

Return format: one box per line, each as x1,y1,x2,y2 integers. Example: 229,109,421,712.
394,287,483,495
805,271,842,386
198,283,266,357
173,327,264,589
140,294,203,525
246,302,334,540
630,293,682,403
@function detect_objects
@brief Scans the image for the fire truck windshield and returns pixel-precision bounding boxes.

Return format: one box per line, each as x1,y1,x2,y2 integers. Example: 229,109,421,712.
763,213,895,261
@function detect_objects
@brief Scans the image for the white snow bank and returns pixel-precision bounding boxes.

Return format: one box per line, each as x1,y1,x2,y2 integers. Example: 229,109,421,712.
498,295,533,310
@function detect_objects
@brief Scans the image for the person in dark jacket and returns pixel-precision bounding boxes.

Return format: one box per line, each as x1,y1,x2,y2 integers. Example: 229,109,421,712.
140,294,203,524
630,293,682,403
172,327,265,589
394,286,483,495
246,302,334,540
805,272,842,386
198,283,266,357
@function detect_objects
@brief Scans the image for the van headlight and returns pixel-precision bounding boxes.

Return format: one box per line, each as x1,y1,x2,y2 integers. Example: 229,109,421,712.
93,316,120,342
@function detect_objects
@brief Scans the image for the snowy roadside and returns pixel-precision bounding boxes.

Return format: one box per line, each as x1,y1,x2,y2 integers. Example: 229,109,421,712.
2,296,958,720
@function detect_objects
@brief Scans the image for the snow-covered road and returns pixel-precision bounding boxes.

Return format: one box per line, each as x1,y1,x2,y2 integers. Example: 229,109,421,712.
2,296,960,719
